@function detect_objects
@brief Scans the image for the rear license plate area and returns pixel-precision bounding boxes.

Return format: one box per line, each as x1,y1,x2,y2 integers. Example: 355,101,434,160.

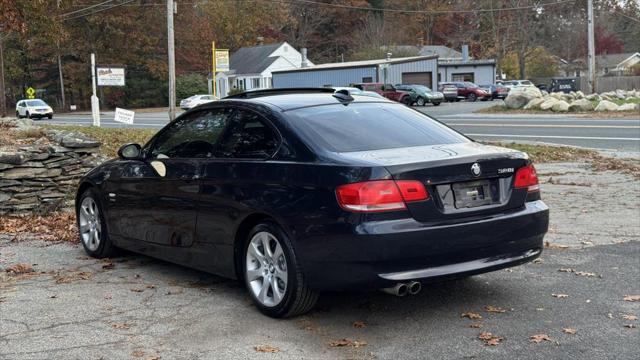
452,180,493,208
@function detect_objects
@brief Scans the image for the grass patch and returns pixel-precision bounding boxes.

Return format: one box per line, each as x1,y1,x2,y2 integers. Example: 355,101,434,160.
610,97,640,106
44,125,158,158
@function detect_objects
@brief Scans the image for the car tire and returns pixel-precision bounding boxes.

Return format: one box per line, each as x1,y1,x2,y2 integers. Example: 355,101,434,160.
77,188,119,259
243,221,318,318
467,93,477,102
432,102,441,106
455,98,461,102
402,96,412,106
416,97,426,106
47,115,53,119
16,111,21,119
26,111,31,119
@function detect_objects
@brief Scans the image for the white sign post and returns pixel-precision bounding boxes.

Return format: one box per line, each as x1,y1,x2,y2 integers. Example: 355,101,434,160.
96,67,126,86
114,107,135,125
91,53,100,127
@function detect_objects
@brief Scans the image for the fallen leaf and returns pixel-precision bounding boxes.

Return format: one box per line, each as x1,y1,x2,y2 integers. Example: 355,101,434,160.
328,339,367,348
562,328,577,334
530,334,553,343
130,288,145,293
145,284,156,289
623,295,640,302
254,345,280,353
461,312,483,320
624,324,636,329
558,268,574,273
469,323,483,328
552,293,569,298
532,258,543,264
144,356,160,360
101,262,115,270
352,321,366,328
485,305,507,313
574,271,596,277
545,242,569,250
49,294,58,299
5,263,34,275
622,314,638,321
132,350,145,358
478,332,503,346
54,271,92,284
110,322,131,330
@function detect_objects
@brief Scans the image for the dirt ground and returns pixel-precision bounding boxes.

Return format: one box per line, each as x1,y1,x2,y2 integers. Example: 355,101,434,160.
1,161,639,360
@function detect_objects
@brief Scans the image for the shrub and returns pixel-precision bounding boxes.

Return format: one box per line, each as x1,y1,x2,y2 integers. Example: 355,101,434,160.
176,73,209,100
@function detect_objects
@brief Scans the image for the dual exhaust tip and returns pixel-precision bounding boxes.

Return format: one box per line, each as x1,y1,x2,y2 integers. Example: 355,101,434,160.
381,281,422,297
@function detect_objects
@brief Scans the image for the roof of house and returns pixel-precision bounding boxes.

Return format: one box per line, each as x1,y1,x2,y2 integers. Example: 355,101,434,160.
596,52,639,68
418,45,463,59
438,59,496,66
271,55,438,74
230,43,284,74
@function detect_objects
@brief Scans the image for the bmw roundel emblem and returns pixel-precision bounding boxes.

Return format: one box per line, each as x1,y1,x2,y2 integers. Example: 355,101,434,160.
471,163,481,177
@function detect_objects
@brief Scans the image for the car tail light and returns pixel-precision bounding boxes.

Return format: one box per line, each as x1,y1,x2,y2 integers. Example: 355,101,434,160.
514,164,540,192
336,180,429,212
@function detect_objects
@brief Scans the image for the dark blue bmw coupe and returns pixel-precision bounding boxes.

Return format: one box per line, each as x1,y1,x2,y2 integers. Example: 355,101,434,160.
76,88,548,318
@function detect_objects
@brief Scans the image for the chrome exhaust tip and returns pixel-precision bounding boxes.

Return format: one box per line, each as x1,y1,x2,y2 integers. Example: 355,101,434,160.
408,281,422,295
381,283,409,297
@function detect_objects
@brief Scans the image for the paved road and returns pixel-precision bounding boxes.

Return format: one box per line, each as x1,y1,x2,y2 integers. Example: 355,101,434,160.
41,101,640,152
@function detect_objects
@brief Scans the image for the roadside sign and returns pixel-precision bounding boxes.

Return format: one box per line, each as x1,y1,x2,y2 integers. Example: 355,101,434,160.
25,87,36,99
114,107,135,124
96,67,125,86
215,50,229,72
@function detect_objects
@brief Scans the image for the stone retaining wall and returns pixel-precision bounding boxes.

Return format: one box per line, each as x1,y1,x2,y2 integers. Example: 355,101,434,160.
0,120,104,215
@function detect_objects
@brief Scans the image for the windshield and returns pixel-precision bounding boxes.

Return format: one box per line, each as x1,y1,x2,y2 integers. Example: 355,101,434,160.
520,80,533,85
464,82,478,88
27,100,47,107
286,103,468,152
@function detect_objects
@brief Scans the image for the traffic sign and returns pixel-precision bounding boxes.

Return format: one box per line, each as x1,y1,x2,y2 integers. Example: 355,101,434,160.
25,87,36,99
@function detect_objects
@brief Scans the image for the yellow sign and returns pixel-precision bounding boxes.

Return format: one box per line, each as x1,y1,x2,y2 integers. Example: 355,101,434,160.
215,50,229,72
25,87,36,99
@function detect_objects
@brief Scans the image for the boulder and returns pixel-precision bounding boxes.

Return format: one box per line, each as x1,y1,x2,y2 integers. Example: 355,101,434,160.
540,98,559,110
575,91,585,99
585,93,601,102
0,152,31,165
504,86,542,109
615,89,626,99
48,130,101,149
617,103,639,111
551,100,570,112
550,92,564,100
523,98,545,110
594,100,619,112
569,98,595,112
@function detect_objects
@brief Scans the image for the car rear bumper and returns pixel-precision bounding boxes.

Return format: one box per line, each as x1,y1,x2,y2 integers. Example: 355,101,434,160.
298,200,548,291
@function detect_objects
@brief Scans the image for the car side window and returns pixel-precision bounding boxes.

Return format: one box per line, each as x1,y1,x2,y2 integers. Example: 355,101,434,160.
149,108,233,159
215,109,279,159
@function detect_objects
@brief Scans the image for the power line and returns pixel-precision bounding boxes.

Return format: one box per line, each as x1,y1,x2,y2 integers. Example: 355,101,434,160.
61,0,138,21
58,0,114,18
278,0,578,14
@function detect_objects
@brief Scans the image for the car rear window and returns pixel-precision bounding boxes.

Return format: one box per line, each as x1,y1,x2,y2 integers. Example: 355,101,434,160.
286,103,468,152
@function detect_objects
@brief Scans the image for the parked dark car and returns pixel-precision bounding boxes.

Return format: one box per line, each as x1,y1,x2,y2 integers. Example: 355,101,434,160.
479,84,510,100
395,84,445,106
439,81,492,102
75,88,549,318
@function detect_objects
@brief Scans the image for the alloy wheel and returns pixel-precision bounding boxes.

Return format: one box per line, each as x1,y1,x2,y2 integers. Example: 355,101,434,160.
79,197,101,251
417,97,425,106
245,231,288,307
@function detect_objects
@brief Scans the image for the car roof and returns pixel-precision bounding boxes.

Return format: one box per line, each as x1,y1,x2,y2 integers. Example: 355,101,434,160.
220,92,394,111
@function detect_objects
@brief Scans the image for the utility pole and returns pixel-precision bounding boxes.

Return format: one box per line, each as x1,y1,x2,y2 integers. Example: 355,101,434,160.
91,53,100,126
0,32,6,118
57,43,66,112
167,0,176,121
587,0,596,94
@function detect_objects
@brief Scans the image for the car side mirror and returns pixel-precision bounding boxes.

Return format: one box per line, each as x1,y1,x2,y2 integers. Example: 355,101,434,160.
117,143,142,160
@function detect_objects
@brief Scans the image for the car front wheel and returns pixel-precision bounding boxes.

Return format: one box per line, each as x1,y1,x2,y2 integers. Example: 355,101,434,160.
467,93,477,102
416,97,425,106
77,188,118,258
244,222,318,318
432,102,441,106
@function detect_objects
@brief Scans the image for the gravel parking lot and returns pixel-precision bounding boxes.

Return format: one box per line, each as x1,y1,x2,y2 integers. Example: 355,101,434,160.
1,161,639,360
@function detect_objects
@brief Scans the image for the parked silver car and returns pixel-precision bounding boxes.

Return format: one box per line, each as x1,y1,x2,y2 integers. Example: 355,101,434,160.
179,94,217,110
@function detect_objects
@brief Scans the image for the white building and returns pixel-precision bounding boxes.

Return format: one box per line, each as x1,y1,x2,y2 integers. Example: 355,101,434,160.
215,42,313,98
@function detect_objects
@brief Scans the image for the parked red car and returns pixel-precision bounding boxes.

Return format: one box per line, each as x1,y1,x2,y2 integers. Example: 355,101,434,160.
353,83,413,105
440,81,492,102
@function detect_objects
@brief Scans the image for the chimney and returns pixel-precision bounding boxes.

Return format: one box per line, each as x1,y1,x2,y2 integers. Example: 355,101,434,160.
257,36,264,46
301,48,309,68
462,44,469,62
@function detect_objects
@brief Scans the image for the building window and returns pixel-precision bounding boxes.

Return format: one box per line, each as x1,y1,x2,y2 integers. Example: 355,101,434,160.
452,73,474,82
438,73,441,82
252,78,260,89
362,77,373,83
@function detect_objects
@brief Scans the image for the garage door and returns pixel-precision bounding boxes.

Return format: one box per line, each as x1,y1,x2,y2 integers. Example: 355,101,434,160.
401,72,432,88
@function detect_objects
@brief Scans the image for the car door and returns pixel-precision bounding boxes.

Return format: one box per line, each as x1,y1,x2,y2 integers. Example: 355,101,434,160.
107,108,233,247
16,101,24,116
196,107,282,277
